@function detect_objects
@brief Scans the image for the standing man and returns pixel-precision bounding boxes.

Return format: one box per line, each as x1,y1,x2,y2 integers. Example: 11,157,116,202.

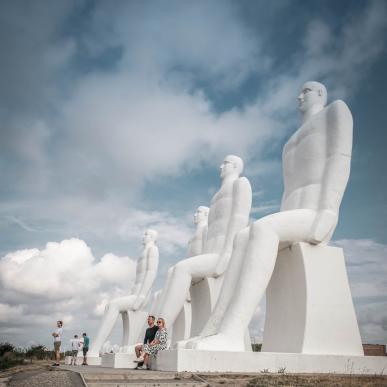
69,334,80,365
134,315,158,367
82,332,90,365
52,320,63,366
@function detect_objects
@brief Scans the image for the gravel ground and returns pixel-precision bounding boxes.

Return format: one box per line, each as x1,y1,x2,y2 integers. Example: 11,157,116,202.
9,369,84,387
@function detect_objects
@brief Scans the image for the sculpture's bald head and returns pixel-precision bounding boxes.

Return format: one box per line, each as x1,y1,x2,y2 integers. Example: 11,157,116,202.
298,81,327,114
194,206,210,224
220,155,244,179
143,229,158,244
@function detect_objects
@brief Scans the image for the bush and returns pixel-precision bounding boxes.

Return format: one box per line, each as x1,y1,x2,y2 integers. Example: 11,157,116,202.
26,345,48,360
0,342,15,357
251,343,262,352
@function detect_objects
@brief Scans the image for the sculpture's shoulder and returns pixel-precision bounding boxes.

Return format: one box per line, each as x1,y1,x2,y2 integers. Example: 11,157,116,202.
147,245,159,259
234,176,251,190
326,100,353,125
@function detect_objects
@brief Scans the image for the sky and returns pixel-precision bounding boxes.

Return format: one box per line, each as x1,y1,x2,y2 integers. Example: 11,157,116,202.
0,0,386,349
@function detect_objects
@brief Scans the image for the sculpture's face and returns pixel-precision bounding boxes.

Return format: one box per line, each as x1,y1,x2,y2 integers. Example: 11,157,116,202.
194,207,209,224
220,157,235,178
143,230,154,244
297,83,323,113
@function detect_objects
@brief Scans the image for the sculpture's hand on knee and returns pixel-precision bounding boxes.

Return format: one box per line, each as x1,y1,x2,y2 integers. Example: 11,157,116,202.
309,210,337,244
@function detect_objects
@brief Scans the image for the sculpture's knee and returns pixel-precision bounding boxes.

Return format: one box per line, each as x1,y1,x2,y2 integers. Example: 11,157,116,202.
167,267,175,278
174,261,190,277
250,220,272,240
106,300,119,313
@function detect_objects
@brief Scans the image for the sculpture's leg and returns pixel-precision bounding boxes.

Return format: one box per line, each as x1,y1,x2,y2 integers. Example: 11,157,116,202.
160,253,218,327
156,267,175,316
184,227,250,350
89,303,120,356
193,209,318,351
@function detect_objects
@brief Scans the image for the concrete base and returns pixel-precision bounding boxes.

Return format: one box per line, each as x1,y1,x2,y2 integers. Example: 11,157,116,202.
101,352,137,369
155,349,387,375
87,355,102,366
263,243,363,355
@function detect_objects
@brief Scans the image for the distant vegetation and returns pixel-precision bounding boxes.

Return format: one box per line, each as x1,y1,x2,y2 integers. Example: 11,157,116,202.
252,343,262,352
0,342,61,370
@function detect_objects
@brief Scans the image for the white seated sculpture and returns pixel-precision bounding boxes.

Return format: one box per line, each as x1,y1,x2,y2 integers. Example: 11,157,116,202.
89,229,159,357
169,206,209,345
157,155,252,337
188,81,363,356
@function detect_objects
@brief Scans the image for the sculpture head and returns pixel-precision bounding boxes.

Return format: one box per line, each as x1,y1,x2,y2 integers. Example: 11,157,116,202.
298,81,327,114
220,155,244,179
194,206,210,225
143,229,158,245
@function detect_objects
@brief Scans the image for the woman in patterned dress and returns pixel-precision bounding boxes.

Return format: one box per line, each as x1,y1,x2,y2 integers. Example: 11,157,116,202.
141,317,168,369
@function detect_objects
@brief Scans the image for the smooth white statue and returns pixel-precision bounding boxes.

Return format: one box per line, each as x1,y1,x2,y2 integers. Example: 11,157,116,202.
89,229,159,356
169,206,209,345
188,206,210,256
188,81,358,352
158,155,252,329
157,206,209,312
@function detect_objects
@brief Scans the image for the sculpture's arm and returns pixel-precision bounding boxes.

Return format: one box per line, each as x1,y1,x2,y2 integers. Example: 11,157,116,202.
214,177,252,276
132,246,159,310
310,100,353,243
201,225,208,255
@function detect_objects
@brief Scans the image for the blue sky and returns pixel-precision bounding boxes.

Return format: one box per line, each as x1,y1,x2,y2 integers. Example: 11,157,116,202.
0,0,386,348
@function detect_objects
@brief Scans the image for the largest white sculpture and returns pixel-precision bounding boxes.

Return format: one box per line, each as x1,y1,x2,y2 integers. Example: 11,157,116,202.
89,229,159,357
157,155,252,332
187,81,363,356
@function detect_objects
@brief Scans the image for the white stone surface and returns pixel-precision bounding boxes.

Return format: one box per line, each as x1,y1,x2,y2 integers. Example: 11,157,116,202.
158,155,252,333
189,277,223,337
188,81,357,354
89,229,159,357
167,206,208,345
101,352,137,369
170,299,192,347
155,349,387,374
263,242,363,355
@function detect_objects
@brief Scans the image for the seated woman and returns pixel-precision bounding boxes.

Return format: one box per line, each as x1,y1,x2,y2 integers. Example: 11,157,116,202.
135,318,168,370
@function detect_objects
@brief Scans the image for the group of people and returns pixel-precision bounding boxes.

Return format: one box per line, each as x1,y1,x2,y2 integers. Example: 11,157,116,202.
69,332,90,366
51,320,90,366
133,315,168,370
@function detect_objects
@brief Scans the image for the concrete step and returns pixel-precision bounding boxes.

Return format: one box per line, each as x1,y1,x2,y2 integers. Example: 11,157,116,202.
86,382,206,387
83,371,208,387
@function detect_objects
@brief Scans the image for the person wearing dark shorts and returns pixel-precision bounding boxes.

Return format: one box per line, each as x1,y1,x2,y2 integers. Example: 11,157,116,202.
82,332,90,365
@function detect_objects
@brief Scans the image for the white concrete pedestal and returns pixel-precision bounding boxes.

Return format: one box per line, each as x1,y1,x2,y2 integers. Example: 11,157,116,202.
86,355,102,365
101,352,137,369
65,354,101,365
121,310,148,348
263,242,363,355
171,300,192,347
190,277,223,336
155,349,387,374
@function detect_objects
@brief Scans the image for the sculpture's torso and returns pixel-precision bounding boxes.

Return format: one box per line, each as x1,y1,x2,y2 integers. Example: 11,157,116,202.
281,101,351,212
131,245,151,293
205,180,235,254
187,223,207,257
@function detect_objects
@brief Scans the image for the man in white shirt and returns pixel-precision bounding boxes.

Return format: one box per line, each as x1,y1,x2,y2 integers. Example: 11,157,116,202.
52,320,63,366
69,334,80,365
